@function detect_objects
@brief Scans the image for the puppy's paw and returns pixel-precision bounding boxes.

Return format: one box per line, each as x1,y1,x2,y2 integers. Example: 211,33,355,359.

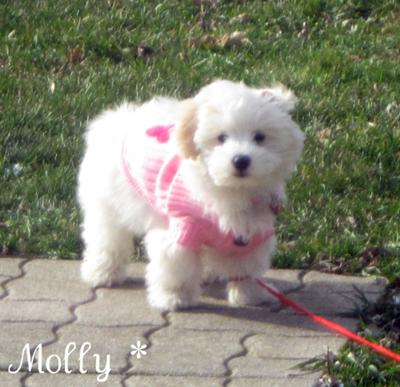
228,278,280,307
81,259,127,288
201,270,224,286
147,288,198,312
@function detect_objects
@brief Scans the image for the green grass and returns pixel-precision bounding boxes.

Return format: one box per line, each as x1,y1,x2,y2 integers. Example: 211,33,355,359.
1,0,400,382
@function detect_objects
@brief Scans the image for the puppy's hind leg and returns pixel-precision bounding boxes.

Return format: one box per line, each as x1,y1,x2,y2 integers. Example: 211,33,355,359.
80,204,133,287
145,229,202,311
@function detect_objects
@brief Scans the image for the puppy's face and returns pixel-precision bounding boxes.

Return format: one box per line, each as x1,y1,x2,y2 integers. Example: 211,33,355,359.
176,80,304,189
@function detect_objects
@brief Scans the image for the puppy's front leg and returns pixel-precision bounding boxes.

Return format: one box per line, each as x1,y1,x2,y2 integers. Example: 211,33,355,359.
227,239,280,307
227,277,279,306
144,229,202,311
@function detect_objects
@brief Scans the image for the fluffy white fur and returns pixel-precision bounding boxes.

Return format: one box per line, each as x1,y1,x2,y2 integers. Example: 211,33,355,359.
78,80,304,311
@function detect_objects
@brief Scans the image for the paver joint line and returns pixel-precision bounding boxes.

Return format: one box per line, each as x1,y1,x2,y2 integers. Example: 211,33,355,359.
120,311,170,386
0,258,30,301
20,371,29,387
40,286,98,348
222,333,256,387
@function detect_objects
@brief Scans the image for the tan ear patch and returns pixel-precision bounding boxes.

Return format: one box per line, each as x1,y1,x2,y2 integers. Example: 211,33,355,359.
175,99,199,159
260,84,298,113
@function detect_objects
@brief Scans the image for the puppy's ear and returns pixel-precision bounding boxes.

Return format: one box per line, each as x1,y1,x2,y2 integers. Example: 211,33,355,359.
260,84,298,113
175,98,199,159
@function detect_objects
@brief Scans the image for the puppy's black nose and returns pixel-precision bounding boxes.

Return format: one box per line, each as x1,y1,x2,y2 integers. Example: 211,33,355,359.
232,155,251,172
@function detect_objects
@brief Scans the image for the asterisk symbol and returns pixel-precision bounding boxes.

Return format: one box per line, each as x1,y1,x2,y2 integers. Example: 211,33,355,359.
130,340,147,359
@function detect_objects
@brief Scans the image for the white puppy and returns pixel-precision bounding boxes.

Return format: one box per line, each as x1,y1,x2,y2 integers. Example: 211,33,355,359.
78,80,304,311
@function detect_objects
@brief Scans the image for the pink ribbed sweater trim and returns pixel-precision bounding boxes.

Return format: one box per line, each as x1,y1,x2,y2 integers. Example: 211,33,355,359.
121,124,275,257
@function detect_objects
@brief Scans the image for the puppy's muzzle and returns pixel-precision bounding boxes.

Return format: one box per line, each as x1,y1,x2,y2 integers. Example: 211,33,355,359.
232,155,251,176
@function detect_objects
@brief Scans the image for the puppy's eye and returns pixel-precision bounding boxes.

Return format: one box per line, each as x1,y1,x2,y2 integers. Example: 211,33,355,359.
253,132,266,144
217,133,228,144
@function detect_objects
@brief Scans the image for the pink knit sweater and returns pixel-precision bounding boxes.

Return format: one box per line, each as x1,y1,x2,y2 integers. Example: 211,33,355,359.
122,124,275,257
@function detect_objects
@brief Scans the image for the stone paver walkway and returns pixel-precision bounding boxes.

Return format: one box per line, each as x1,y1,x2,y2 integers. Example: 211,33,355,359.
0,257,387,387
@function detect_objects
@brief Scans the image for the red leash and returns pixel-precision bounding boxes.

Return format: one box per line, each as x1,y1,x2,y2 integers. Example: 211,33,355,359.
255,278,400,364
